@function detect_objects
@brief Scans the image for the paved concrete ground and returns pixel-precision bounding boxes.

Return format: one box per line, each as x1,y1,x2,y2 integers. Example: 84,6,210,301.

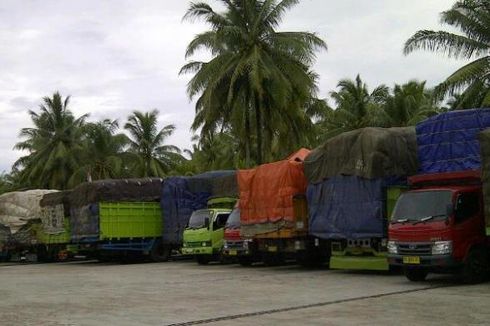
0,260,488,325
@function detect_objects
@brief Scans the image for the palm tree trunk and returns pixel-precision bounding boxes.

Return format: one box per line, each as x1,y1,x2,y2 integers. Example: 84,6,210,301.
254,95,263,165
244,108,251,167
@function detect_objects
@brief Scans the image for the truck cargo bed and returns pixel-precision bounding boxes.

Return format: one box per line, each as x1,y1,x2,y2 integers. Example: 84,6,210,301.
99,202,162,240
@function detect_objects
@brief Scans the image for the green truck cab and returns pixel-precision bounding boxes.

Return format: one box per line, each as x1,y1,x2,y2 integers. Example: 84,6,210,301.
182,197,236,264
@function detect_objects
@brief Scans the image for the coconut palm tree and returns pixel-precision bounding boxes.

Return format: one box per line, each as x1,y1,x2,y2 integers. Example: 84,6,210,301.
383,80,441,126
404,0,490,106
320,75,389,139
181,0,326,164
0,172,14,195
124,110,182,177
69,119,129,185
13,92,87,189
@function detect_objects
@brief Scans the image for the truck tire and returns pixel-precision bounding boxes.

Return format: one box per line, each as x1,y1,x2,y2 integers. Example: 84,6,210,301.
462,248,489,284
404,268,428,282
297,250,326,268
238,256,253,266
263,253,283,266
150,240,170,262
36,245,53,262
196,255,210,265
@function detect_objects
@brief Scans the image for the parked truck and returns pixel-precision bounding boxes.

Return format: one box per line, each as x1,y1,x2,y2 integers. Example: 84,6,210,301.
238,149,329,266
388,109,490,283
305,127,418,270
182,197,236,264
37,190,76,261
69,178,167,262
222,206,259,266
161,171,238,261
0,189,73,262
388,171,490,283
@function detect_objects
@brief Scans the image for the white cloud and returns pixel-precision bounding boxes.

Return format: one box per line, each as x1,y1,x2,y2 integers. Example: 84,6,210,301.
0,0,465,172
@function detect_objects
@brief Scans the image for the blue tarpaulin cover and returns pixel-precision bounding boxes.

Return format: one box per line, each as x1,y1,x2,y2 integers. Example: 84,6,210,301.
416,108,490,173
308,176,403,239
161,171,236,244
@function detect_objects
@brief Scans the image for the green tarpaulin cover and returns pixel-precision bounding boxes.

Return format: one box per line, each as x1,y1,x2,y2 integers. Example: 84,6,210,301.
304,127,418,183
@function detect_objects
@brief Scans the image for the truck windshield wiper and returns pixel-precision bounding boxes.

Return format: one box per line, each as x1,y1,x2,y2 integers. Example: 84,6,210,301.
412,214,446,225
391,218,409,224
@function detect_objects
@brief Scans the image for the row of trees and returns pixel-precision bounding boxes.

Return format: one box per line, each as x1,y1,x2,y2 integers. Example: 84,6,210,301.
180,0,490,166
1,0,489,193
7,93,185,190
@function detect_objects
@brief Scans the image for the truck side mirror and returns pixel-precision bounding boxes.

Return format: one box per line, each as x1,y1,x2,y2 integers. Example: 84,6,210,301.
204,217,210,229
446,204,453,217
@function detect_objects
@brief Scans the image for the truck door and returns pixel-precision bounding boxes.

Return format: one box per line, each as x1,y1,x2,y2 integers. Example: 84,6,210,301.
452,191,483,260
212,212,231,249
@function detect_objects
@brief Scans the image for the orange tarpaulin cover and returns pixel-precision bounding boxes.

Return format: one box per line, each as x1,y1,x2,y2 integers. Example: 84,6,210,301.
238,148,310,225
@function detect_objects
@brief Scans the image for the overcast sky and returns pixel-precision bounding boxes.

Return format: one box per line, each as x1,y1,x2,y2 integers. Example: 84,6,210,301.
0,0,464,172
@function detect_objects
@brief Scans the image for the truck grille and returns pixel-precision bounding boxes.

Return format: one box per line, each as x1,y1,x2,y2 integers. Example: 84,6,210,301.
225,240,244,249
398,242,431,256
186,241,202,248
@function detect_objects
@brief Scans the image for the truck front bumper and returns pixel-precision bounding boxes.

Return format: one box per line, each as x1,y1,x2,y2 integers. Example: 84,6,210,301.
222,248,250,257
388,254,460,268
181,247,214,255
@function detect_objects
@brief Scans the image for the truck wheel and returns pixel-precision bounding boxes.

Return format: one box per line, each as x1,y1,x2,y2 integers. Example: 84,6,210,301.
238,256,253,266
36,245,52,263
196,255,210,265
150,240,170,262
462,248,489,284
404,268,428,282
297,250,326,268
263,253,283,266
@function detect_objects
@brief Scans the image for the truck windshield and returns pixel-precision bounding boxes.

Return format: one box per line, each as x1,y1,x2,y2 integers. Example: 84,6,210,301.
392,190,452,222
188,210,212,229
225,208,240,229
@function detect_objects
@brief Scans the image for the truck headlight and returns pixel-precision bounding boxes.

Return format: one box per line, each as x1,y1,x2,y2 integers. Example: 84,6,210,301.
201,241,212,247
387,241,398,254
182,242,187,248
432,241,452,255
243,239,250,250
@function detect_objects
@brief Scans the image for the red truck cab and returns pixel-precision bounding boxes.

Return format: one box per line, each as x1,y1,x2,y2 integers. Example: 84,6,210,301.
222,207,257,266
388,171,490,283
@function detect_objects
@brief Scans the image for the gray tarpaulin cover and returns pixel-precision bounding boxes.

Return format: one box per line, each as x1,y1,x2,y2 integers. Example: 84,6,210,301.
0,189,57,234
69,178,163,242
479,129,490,231
304,127,418,183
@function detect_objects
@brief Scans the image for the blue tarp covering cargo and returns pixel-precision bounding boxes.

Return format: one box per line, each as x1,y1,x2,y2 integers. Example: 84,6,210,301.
416,108,490,173
308,176,403,239
161,170,236,245
305,127,417,241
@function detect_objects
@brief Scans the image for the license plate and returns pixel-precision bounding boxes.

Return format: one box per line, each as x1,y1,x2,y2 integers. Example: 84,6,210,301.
403,256,420,264
268,246,277,252
229,250,237,256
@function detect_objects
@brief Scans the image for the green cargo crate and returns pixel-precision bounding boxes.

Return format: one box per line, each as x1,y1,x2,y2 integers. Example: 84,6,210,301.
99,202,162,240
